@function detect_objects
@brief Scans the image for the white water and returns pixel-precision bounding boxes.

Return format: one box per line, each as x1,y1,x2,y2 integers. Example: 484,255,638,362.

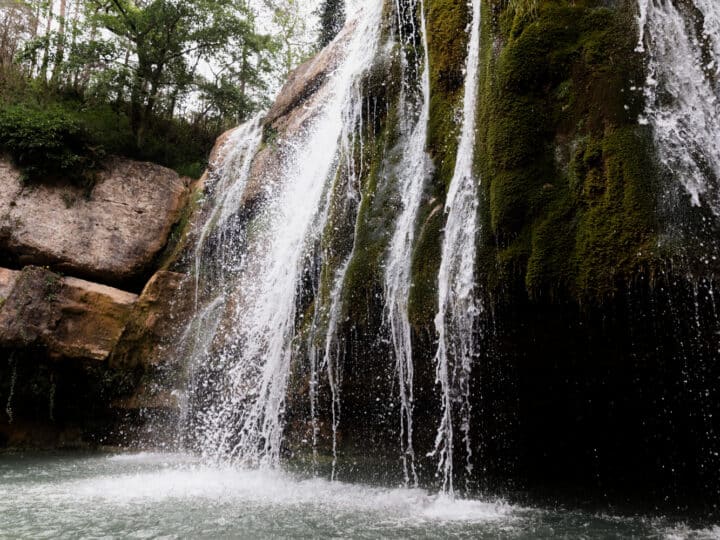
175,117,263,441
637,0,720,213
383,0,433,487
190,0,384,466
0,453,704,539
432,0,483,495
0,453,527,539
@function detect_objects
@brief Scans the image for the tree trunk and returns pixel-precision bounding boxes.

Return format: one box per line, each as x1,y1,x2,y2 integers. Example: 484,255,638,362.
77,9,98,92
29,0,43,75
40,0,54,83
130,71,144,145
50,0,67,87
67,0,81,90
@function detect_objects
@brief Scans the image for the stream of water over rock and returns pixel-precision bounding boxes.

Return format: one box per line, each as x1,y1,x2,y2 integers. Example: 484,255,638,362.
7,1,720,537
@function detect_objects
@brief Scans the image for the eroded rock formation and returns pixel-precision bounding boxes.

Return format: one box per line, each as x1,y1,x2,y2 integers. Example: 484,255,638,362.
0,155,193,449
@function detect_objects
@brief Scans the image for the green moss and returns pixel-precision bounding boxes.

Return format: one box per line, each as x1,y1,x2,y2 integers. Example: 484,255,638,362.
476,0,658,301
342,123,398,329
408,202,445,325
572,127,658,297
339,50,403,330
426,0,469,189
404,0,470,329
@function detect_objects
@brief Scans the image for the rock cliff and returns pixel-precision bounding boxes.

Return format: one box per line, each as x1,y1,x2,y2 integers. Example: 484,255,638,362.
0,156,191,449
0,158,189,287
162,0,720,514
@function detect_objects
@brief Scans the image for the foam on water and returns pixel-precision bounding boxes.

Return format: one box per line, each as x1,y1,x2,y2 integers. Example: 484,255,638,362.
40,461,510,521
1,453,717,539
661,524,720,540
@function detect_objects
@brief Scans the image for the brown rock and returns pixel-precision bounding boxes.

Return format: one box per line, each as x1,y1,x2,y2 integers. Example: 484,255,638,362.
0,267,18,301
201,25,353,214
0,266,137,361
0,158,190,285
110,270,190,369
264,19,355,130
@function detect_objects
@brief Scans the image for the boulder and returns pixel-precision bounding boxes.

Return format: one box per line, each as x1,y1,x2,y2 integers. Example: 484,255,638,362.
0,158,189,285
0,266,137,361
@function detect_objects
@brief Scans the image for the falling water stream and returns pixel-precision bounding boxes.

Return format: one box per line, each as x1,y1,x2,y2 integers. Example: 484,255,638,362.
183,0,384,466
432,0,483,495
637,0,720,213
383,0,432,487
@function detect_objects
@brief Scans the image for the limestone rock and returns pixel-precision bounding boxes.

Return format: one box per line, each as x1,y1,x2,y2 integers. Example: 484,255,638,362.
0,266,137,361
0,158,189,285
110,270,190,369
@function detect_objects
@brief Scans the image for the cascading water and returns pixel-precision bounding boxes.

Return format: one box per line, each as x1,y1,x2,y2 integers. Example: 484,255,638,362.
183,0,384,467
306,68,369,477
432,0,482,495
383,0,432,486
176,116,263,444
637,0,720,213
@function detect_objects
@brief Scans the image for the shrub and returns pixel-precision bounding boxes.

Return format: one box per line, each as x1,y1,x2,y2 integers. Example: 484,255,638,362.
0,104,105,186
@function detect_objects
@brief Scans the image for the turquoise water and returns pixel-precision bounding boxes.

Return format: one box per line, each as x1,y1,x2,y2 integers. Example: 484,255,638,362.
0,453,716,539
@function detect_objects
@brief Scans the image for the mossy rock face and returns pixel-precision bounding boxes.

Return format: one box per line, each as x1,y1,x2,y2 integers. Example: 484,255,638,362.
476,0,659,301
407,0,470,329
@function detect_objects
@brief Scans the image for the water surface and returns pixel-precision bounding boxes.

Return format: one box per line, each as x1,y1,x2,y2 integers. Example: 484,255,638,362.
0,453,717,539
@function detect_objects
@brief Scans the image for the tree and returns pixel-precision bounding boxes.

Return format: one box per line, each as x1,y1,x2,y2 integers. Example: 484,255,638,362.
0,1,35,68
88,0,275,144
261,0,314,77
48,0,65,85
317,0,344,48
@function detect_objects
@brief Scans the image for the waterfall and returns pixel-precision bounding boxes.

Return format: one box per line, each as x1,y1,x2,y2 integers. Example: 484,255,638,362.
306,58,369,478
177,116,263,446
638,0,720,213
184,0,384,467
383,0,432,486
432,0,483,495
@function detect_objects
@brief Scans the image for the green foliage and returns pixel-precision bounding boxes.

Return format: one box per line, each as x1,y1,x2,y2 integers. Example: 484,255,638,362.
0,103,104,185
0,68,218,180
85,0,276,142
1,0,283,178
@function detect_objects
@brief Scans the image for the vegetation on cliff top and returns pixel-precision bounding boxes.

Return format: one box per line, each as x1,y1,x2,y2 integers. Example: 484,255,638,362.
0,0,322,180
